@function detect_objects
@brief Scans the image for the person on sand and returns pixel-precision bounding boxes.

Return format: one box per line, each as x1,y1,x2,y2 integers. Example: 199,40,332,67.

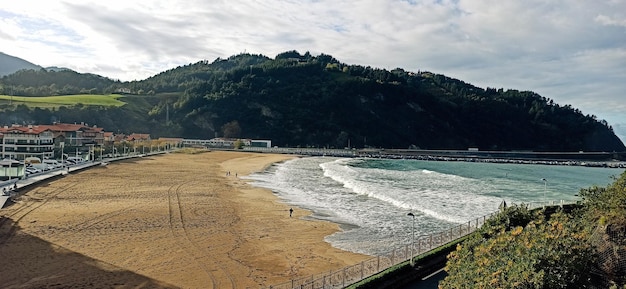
289,208,293,217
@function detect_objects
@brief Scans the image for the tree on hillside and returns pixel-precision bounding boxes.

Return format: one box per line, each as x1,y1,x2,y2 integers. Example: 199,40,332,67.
275,50,302,59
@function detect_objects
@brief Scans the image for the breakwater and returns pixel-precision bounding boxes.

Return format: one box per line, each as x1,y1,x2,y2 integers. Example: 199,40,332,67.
242,147,626,168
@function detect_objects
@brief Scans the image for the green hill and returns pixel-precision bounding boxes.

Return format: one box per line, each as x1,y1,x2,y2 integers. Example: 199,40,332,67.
0,51,624,152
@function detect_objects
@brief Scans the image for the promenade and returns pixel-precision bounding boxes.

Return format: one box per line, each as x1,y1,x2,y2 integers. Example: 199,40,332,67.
0,161,100,208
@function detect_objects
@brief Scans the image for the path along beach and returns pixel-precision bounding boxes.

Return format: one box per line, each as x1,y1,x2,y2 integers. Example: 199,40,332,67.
0,150,368,288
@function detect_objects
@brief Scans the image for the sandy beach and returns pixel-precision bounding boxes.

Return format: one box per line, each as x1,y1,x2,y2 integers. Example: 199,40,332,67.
0,150,368,289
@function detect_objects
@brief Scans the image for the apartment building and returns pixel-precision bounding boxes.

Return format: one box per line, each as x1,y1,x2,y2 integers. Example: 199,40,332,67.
0,125,55,160
38,122,105,147
0,122,108,161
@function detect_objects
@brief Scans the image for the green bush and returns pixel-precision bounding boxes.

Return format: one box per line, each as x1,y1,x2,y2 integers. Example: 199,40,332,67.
441,205,594,288
442,171,626,288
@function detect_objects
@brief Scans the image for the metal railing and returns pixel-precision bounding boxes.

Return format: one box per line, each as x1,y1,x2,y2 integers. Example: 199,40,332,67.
267,201,576,289
267,212,494,289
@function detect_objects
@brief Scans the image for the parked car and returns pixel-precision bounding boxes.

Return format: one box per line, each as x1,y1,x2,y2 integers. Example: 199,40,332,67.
25,167,41,175
31,163,52,171
66,157,86,164
43,159,63,168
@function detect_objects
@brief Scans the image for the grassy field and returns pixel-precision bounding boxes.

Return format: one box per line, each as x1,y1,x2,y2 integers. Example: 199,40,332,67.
0,94,126,108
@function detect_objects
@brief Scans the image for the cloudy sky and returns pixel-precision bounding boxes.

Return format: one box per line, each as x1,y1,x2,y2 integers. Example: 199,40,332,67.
2,0,625,144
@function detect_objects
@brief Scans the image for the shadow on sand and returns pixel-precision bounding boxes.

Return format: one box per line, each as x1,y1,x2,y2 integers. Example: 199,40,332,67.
0,217,179,288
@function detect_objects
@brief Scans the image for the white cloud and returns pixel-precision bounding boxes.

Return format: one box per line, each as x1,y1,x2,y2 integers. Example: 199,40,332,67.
595,14,626,27
1,0,626,144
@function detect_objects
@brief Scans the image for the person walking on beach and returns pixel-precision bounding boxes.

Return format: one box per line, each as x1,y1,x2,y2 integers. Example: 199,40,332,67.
289,208,293,217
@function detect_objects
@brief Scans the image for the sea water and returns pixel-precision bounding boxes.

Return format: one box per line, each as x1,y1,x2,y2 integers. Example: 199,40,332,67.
244,157,624,256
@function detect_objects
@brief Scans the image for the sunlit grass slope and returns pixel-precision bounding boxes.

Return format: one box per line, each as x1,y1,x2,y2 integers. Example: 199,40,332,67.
0,94,126,108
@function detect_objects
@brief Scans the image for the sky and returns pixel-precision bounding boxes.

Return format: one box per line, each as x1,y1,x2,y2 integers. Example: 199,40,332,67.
1,0,625,144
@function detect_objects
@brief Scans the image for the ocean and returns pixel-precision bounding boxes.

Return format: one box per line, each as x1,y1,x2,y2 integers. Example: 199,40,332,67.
244,157,624,256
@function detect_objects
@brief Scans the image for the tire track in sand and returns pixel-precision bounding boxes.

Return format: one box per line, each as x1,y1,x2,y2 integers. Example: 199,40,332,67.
0,182,80,245
167,181,237,289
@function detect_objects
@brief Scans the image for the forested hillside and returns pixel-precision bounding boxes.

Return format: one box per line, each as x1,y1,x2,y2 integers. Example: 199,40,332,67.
1,69,119,96
0,50,624,152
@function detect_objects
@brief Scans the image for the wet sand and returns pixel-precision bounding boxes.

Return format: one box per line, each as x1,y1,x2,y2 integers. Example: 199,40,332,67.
0,150,368,288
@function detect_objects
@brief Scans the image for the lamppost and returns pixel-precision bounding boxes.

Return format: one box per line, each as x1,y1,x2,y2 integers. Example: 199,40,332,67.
407,212,415,266
90,144,94,161
541,178,547,207
60,142,65,168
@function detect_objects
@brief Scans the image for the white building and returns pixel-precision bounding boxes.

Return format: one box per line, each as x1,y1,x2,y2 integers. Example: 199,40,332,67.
181,138,270,148
0,125,55,161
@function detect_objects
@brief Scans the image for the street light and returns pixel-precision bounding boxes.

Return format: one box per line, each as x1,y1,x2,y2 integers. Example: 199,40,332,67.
60,142,65,168
407,212,415,266
86,144,94,161
541,178,547,207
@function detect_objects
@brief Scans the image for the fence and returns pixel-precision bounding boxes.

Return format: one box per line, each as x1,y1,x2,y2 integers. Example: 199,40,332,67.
267,201,576,289
267,211,497,289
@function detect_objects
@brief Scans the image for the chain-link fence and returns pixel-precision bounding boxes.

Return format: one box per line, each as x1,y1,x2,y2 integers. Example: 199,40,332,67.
589,223,626,288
